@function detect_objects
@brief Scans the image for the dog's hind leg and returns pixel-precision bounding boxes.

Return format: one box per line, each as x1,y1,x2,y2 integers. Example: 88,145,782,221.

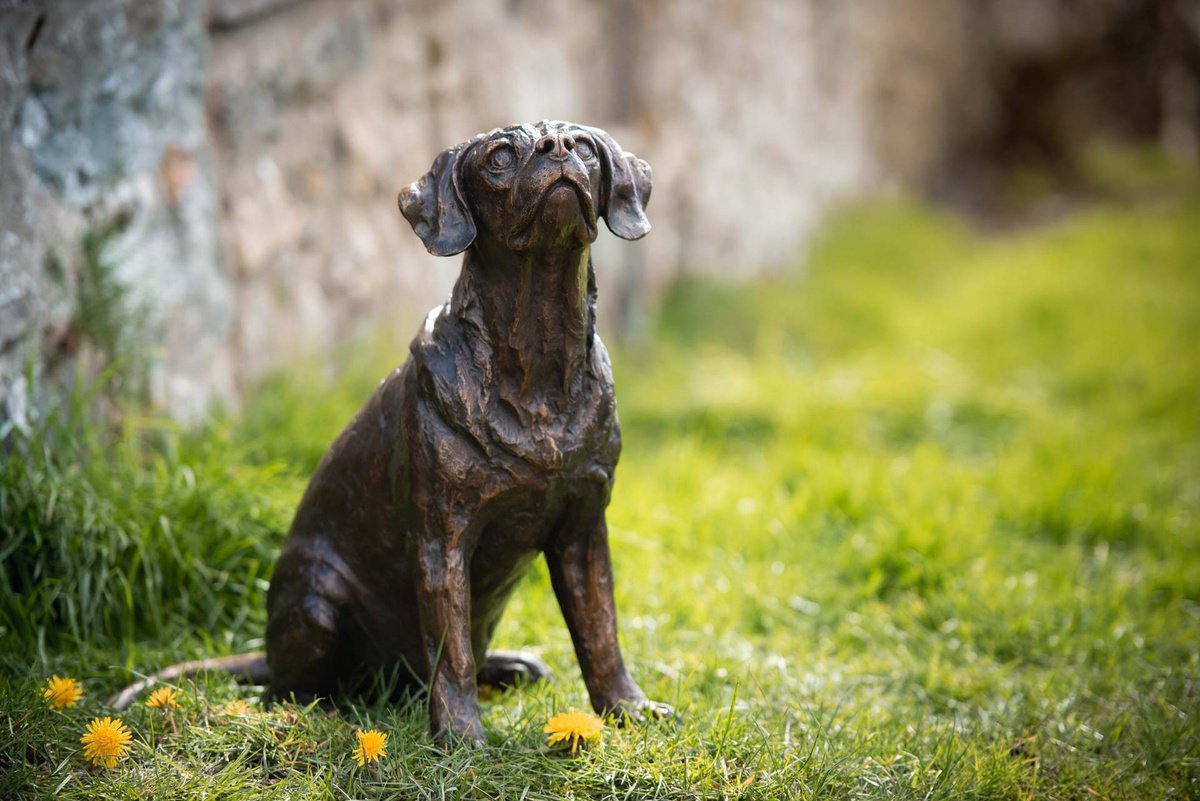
265,543,356,705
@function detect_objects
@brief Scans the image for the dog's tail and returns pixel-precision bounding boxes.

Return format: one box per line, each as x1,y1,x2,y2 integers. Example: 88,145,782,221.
106,652,268,711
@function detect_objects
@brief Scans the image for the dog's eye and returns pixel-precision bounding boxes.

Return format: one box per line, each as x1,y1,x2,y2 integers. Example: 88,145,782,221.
487,146,516,171
574,139,595,160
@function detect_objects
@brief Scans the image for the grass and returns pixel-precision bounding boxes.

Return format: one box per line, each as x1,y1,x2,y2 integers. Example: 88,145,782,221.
2,178,1198,798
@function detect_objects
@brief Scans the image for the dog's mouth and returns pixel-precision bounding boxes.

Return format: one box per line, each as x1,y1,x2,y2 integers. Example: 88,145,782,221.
507,178,597,250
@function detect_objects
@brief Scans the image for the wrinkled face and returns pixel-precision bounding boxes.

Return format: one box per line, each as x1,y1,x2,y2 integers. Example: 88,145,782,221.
399,120,650,258
460,122,602,252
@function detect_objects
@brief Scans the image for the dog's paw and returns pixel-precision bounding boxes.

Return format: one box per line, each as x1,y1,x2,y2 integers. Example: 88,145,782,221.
430,695,487,749
432,720,487,750
478,649,554,690
602,697,678,727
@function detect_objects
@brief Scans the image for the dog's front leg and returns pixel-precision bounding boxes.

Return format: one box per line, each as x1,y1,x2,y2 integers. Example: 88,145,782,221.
415,526,483,746
547,517,674,723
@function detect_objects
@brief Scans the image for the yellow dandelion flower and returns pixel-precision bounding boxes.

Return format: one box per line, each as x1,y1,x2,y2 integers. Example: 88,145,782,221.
145,687,179,709
544,710,604,755
217,698,256,716
352,729,388,767
80,717,133,768
42,675,84,709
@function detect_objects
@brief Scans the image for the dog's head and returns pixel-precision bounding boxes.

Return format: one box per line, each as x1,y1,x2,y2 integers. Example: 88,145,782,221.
398,121,651,257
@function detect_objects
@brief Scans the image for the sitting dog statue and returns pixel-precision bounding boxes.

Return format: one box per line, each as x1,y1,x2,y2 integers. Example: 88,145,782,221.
264,121,672,744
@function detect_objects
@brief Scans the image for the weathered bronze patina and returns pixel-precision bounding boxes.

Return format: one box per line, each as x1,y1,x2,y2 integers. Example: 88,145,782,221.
264,121,671,744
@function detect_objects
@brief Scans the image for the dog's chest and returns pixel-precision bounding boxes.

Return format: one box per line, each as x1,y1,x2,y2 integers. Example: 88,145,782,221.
481,393,616,472
415,323,622,496
418,342,618,473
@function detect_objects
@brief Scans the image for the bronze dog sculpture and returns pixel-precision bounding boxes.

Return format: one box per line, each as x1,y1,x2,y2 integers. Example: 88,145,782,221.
111,121,671,745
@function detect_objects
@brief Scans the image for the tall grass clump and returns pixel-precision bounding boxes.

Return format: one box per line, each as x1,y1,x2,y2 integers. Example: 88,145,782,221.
0,387,295,669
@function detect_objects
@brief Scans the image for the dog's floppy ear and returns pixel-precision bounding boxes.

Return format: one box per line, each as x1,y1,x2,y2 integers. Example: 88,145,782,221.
398,137,482,257
584,126,652,241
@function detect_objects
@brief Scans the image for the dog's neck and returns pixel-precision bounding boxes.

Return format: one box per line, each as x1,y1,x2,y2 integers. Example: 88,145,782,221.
450,238,597,411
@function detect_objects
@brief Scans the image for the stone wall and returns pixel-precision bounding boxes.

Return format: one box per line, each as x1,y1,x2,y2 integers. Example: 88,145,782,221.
2,0,232,423
1,0,1194,424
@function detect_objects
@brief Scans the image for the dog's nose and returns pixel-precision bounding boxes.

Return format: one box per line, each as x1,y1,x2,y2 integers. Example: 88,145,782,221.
535,132,576,160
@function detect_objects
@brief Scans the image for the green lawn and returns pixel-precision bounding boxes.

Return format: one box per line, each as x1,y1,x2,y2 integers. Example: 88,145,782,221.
2,182,1198,799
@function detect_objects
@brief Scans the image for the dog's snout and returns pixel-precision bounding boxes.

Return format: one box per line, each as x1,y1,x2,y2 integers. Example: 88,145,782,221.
535,132,576,160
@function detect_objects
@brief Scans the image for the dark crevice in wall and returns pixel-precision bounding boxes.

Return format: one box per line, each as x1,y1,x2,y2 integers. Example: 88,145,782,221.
207,0,315,33
24,12,44,51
